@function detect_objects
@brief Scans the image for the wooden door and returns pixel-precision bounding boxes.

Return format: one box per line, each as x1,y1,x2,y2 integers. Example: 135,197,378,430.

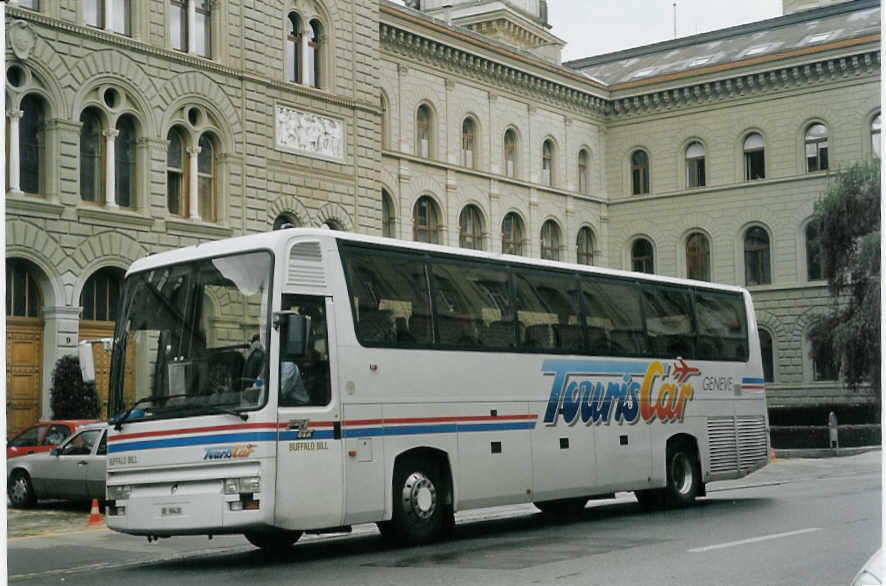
79,321,135,418
6,317,43,437
79,321,115,418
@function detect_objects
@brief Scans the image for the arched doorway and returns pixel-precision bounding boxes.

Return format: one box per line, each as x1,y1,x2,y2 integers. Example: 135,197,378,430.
78,266,126,417
6,259,45,436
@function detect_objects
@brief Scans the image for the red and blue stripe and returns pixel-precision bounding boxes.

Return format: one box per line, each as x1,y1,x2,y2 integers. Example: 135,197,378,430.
107,415,538,453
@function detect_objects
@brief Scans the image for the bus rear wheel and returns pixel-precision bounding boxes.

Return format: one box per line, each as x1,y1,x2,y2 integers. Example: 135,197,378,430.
533,497,588,517
664,440,700,508
244,530,302,552
380,459,452,545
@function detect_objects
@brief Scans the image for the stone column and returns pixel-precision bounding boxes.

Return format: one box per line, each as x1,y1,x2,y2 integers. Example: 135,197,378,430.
187,144,202,220
103,128,120,208
7,110,23,195
41,306,83,420
104,0,113,31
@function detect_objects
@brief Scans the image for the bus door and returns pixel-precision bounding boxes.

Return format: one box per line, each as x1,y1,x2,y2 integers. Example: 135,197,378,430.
275,294,343,530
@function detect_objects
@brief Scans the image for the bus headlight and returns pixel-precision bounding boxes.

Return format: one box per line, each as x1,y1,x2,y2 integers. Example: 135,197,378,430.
107,485,131,500
224,477,261,495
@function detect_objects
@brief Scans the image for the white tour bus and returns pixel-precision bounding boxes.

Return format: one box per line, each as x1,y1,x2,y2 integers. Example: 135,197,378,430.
105,227,769,550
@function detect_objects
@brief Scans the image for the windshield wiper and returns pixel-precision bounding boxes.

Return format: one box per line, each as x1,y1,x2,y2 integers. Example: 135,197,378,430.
112,393,192,431
202,404,249,422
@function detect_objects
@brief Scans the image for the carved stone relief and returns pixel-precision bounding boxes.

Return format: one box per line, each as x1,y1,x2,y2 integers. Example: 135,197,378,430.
275,104,344,161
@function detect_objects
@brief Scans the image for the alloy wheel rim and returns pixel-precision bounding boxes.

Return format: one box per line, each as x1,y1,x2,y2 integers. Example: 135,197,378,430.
671,453,693,495
401,472,437,520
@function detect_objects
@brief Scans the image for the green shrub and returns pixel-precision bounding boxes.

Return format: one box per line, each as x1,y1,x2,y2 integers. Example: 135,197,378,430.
50,355,100,419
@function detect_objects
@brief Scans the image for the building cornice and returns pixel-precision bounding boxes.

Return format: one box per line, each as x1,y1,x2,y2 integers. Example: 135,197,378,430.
382,16,879,122
608,48,880,120
380,22,609,118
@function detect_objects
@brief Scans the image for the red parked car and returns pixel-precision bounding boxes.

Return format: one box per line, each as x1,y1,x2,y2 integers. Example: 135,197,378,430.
7,420,98,460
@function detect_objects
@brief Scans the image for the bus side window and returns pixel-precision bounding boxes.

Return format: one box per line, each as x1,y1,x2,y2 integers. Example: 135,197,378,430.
580,278,646,356
640,285,696,359
695,290,748,361
279,294,331,407
344,251,433,346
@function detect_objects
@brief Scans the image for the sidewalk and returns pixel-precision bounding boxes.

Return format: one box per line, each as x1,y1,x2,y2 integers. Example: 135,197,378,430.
773,445,881,459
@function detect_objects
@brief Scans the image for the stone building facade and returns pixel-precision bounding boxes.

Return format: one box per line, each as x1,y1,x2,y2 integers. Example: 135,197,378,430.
5,0,880,437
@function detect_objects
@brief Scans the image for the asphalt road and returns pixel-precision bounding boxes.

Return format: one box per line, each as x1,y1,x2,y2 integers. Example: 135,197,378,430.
7,451,881,585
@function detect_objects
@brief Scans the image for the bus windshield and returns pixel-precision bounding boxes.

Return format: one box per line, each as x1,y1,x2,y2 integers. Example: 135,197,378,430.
108,250,273,421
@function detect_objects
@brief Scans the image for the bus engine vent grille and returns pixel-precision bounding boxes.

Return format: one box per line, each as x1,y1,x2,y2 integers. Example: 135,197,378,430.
288,241,326,288
736,415,768,472
707,416,738,475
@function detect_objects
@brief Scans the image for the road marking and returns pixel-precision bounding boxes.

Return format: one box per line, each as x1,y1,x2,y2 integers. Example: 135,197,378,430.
688,528,823,553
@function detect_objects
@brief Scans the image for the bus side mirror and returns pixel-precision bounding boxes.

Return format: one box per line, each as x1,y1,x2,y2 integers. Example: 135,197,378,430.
277,312,311,360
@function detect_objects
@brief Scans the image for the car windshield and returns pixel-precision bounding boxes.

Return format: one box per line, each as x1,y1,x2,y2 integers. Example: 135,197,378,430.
108,250,273,421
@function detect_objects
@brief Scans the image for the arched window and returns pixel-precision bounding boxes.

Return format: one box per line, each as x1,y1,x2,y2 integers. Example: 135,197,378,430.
166,126,186,216
501,212,524,255
382,189,395,237
576,227,594,265
872,113,881,159
197,133,216,222
461,118,475,169
413,196,440,244
806,222,823,281
458,205,484,250
631,149,649,195
273,213,299,230
115,115,136,208
307,19,322,88
80,267,124,322
631,238,654,273
685,141,705,188
416,105,432,158
809,331,838,381
540,220,560,261
759,329,774,383
744,133,765,180
79,108,104,203
286,12,301,83
504,128,517,177
744,226,771,286
805,123,829,172
541,139,553,186
578,149,590,194
323,219,343,230
18,94,45,195
686,232,711,281
6,259,42,318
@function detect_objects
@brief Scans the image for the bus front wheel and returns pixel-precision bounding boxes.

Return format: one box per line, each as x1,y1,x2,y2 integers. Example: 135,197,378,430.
244,530,302,552
380,459,452,545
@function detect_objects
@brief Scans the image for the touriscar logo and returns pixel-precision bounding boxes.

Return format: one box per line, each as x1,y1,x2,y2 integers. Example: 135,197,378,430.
542,358,697,426
202,444,256,460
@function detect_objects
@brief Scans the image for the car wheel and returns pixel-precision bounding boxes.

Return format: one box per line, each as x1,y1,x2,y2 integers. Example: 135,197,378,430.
8,470,36,508
380,458,452,546
533,497,588,516
244,530,302,553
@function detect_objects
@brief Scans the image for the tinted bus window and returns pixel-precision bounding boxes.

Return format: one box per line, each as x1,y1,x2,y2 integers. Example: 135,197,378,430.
580,279,645,356
641,285,696,358
343,250,433,345
513,271,583,353
431,262,512,348
695,290,748,361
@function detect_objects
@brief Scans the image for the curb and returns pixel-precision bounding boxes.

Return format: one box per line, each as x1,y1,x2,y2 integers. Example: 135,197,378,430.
773,445,881,459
